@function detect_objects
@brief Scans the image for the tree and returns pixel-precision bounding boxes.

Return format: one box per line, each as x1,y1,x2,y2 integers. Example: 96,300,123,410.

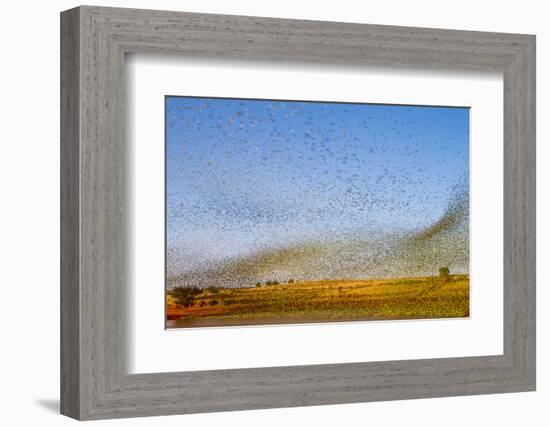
255,282,262,288
288,279,295,284
439,266,450,281
171,286,202,308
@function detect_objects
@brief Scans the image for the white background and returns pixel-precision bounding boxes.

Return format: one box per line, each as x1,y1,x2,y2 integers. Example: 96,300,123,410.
129,57,503,373
0,1,547,426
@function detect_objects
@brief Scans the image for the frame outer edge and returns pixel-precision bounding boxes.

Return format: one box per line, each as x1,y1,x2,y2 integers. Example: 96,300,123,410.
60,6,81,420
527,35,536,390
60,6,537,420
520,34,536,389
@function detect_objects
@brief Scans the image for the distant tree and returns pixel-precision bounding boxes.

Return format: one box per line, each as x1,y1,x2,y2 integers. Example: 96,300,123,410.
439,266,451,281
255,282,262,288
288,279,295,284
172,286,202,308
264,280,281,286
207,286,218,294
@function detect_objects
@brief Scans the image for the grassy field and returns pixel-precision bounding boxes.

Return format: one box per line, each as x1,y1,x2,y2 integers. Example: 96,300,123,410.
166,275,469,328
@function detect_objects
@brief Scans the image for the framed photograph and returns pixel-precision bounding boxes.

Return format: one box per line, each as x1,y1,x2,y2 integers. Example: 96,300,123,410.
164,96,470,329
61,6,535,420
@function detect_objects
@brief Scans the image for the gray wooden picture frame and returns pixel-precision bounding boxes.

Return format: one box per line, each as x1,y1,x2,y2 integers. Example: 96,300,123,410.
60,5,536,421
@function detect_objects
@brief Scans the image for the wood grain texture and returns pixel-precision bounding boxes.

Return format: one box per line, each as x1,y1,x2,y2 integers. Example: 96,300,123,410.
60,5,536,420
60,7,80,419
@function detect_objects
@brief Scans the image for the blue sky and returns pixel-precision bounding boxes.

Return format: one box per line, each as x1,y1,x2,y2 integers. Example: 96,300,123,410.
166,96,469,276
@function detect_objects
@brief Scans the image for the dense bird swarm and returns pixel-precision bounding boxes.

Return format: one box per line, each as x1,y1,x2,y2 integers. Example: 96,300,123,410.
165,97,469,289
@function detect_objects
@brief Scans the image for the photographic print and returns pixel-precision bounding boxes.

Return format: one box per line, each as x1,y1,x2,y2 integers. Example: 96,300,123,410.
165,96,469,328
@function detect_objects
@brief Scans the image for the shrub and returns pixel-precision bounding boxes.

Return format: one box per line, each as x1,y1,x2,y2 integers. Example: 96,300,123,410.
439,266,451,281
172,286,202,308
211,299,219,306
288,279,294,284
255,282,262,288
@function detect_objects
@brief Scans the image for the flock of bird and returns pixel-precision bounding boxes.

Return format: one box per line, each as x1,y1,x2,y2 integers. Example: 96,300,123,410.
165,97,469,286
